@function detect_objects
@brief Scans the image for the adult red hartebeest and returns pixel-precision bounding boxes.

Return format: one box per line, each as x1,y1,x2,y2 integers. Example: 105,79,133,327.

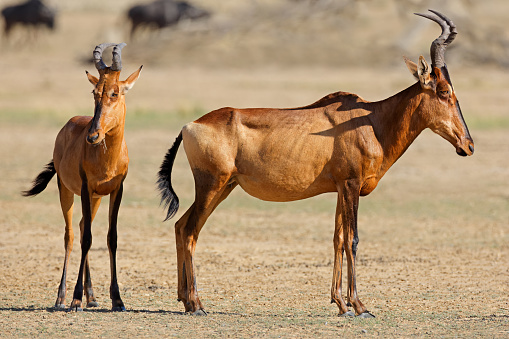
23,43,142,311
157,10,473,318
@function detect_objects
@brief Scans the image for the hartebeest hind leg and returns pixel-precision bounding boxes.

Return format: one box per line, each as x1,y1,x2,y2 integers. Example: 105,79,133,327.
55,177,75,309
175,176,236,315
175,204,193,308
107,181,126,311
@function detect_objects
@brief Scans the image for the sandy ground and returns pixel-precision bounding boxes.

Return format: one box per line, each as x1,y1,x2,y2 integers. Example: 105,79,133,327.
0,1,508,337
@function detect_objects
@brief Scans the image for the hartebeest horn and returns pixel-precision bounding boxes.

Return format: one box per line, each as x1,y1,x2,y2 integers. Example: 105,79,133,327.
414,10,457,69
93,43,116,71
93,43,127,71
111,43,127,71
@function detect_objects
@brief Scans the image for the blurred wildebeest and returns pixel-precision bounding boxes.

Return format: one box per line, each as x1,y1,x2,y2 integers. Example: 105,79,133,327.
1,0,55,38
127,0,210,39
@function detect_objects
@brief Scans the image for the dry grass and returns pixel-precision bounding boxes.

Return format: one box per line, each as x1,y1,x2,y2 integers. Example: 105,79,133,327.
0,1,508,337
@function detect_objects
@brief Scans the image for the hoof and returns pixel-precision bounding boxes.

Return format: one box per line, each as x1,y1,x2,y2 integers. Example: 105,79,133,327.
112,305,126,312
191,309,207,316
69,300,83,312
54,304,66,310
339,311,355,317
357,311,375,319
68,306,83,312
86,301,99,308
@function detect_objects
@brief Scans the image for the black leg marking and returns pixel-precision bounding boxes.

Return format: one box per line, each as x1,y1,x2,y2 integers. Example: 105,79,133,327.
108,182,125,312
70,178,92,311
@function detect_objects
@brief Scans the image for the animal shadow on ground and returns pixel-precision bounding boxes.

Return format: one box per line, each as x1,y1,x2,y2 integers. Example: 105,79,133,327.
0,306,182,315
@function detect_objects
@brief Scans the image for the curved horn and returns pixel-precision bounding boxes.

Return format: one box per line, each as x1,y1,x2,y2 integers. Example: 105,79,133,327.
414,10,457,69
111,43,127,71
93,43,116,71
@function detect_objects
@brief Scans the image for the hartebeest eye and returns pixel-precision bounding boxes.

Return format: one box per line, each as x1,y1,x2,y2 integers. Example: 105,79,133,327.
111,92,118,98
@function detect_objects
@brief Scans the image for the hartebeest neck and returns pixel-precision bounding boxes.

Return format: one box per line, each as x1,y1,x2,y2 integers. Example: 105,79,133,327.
84,103,127,167
103,103,127,153
371,82,428,175
108,103,127,139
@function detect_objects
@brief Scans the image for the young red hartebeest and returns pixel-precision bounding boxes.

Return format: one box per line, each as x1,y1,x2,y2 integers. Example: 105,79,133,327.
23,43,142,311
157,10,474,318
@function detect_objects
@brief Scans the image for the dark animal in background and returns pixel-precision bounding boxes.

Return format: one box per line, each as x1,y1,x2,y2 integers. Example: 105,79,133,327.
127,0,210,39
1,0,55,37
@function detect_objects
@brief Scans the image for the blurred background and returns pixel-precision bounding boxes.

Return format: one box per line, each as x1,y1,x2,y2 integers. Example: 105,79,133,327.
0,0,508,118
0,3,507,335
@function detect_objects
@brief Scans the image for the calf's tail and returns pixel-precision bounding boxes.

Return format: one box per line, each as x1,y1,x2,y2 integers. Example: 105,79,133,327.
22,160,56,197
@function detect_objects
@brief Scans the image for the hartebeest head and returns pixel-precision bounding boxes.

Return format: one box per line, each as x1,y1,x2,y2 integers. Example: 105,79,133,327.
85,43,142,145
404,10,474,156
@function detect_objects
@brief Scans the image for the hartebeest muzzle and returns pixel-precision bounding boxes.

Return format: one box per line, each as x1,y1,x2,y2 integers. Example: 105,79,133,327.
455,101,474,157
457,141,475,157
86,104,104,145
86,133,99,144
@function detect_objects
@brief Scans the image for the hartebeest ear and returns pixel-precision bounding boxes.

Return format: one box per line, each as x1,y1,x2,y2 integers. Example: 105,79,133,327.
416,55,433,90
121,65,143,93
404,56,432,90
86,71,99,86
404,56,419,80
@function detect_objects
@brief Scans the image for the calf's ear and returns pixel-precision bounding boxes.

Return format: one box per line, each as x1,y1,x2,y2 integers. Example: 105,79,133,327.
121,65,143,93
86,71,99,86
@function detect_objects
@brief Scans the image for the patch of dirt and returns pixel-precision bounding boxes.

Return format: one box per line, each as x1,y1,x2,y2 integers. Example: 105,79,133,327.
0,1,508,337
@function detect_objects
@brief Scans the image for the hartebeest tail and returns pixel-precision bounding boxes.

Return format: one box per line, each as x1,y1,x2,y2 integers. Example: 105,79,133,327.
157,131,182,220
22,160,56,196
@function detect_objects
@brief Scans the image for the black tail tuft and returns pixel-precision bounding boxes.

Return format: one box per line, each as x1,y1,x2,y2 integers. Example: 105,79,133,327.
22,160,56,197
156,132,183,221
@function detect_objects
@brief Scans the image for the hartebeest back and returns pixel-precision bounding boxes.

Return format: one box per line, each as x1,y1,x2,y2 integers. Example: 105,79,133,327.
157,10,473,318
23,43,142,311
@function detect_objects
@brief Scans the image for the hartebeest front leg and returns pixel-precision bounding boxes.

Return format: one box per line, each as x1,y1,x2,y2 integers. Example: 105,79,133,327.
107,181,126,311
331,198,353,316
83,254,98,307
78,199,102,308
338,180,374,318
69,180,94,312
